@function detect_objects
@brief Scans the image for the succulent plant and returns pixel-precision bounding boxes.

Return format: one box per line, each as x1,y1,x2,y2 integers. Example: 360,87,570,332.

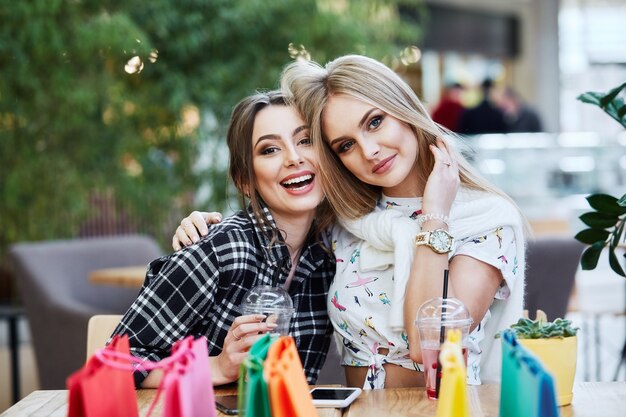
506,317,579,340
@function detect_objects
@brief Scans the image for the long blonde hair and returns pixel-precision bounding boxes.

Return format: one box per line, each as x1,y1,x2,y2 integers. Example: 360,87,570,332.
281,55,514,220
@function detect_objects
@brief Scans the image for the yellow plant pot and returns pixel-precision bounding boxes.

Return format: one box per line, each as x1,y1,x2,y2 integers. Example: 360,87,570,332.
518,335,577,406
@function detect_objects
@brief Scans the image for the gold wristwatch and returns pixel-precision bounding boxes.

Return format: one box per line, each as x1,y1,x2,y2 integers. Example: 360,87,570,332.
414,228,454,254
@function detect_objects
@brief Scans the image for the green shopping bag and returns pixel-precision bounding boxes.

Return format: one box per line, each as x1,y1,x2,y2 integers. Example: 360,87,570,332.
500,330,559,417
237,333,278,417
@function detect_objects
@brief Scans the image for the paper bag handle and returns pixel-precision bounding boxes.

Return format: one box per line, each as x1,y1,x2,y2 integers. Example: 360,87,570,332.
94,336,195,372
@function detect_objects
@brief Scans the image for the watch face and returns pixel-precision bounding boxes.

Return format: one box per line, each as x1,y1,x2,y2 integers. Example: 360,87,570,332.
430,230,452,252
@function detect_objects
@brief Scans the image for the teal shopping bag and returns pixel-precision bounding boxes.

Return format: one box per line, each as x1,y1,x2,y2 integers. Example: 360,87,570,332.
500,330,559,417
237,333,278,417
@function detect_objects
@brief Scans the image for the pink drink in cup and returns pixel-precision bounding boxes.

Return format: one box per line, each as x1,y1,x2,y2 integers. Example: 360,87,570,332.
415,297,472,399
421,345,468,399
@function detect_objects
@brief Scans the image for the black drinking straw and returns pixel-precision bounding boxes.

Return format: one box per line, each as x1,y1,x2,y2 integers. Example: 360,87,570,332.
435,269,449,398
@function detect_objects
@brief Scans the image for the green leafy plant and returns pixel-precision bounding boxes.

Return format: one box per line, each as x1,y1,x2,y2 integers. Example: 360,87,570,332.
0,0,425,300
574,82,626,277
506,317,579,340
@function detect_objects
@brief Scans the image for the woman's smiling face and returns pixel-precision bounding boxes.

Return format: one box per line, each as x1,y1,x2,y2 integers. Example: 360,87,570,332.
251,105,323,221
322,94,422,197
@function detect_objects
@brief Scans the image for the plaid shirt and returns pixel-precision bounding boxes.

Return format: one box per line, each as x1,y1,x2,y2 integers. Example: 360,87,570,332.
112,205,335,387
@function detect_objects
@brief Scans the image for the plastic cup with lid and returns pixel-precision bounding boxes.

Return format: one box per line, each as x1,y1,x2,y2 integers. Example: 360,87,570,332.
241,285,295,336
415,297,473,399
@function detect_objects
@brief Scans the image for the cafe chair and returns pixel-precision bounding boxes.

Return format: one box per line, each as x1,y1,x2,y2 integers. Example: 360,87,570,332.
524,237,585,321
86,314,123,359
86,315,346,386
0,304,25,404
87,315,346,386
316,336,346,385
8,234,163,389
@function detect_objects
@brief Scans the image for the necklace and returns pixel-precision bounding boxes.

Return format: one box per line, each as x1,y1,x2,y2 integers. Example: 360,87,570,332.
283,247,302,290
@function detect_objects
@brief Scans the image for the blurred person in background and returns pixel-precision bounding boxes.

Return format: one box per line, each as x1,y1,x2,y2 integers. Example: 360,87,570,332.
458,78,507,135
498,87,543,133
431,82,466,133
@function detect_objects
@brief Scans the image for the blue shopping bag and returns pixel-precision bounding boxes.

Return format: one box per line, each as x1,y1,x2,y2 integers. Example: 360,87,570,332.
499,330,559,417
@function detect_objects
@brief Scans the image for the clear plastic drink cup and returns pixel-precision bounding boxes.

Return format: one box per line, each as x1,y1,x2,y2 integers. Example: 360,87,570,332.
415,297,473,399
241,285,295,336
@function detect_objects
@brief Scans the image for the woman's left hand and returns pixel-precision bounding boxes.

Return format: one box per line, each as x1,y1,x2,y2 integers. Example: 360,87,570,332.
211,314,277,384
421,137,460,218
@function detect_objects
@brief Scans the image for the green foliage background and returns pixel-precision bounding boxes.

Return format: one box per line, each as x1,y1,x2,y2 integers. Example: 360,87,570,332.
0,0,424,295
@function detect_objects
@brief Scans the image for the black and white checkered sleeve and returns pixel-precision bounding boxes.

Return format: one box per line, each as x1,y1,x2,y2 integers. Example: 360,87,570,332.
112,242,220,386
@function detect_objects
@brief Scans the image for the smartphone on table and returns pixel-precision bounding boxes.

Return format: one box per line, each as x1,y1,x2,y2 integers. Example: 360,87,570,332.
309,387,362,408
215,395,238,415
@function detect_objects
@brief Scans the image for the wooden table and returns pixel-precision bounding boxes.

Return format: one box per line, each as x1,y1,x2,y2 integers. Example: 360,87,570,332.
2,383,624,417
343,382,626,417
0,388,340,417
89,266,147,288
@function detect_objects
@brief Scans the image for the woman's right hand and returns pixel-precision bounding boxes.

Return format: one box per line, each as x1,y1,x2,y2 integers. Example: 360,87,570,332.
172,211,223,250
211,315,277,384
421,137,460,219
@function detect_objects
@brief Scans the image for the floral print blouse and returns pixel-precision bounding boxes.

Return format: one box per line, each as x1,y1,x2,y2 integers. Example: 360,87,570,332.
327,194,519,389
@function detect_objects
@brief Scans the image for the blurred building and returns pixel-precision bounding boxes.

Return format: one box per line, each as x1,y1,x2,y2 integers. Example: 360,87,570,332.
396,0,626,228
402,0,560,132
400,0,626,384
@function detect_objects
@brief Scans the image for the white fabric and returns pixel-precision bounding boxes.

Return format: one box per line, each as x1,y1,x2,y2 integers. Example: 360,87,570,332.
338,187,526,383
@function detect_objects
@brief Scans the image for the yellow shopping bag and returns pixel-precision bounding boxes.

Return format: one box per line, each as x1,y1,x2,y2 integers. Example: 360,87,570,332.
435,329,470,417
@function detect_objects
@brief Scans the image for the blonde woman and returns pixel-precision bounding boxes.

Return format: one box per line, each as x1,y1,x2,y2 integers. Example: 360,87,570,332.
175,55,526,389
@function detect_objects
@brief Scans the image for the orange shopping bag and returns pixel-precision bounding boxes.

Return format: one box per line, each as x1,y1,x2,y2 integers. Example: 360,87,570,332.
264,336,317,417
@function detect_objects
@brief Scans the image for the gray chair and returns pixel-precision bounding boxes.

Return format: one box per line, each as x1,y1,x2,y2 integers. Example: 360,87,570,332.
524,237,585,321
316,335,346,385
8,235,163,389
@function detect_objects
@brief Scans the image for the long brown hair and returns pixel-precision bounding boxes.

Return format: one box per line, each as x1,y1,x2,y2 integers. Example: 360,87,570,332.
227,90,334,243
281,55,515,220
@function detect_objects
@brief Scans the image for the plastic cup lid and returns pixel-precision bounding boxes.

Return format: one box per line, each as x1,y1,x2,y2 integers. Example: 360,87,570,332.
414,297,473,328
241,284,295,314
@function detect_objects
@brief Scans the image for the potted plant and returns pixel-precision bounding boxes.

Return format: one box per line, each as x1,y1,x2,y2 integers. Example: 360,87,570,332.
507,312,579,406
574,82,626,277
573,81,626,399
